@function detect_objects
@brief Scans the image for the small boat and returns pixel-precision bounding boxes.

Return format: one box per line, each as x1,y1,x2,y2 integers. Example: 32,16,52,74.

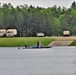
31,46,52,49
18,46,52,49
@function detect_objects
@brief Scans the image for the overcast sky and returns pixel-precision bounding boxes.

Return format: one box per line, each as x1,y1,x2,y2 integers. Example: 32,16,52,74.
0,0,76,8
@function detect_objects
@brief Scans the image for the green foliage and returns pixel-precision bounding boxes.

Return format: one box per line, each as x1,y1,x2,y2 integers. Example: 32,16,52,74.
0,2,76,36
70,40,76,46
71,1,76,9
0,37,54,47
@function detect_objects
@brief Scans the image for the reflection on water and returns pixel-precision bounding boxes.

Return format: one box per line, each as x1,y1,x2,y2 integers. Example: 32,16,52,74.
0,47,76,75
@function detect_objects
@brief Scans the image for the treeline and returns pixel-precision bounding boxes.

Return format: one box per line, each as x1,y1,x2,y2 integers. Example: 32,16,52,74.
0,2,76,36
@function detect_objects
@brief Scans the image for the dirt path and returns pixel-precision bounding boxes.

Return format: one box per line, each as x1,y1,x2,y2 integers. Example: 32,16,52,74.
51,36,76,41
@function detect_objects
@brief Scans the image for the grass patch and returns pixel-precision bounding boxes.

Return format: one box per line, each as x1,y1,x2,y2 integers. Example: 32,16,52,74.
70,40,76,46
0,37,54,47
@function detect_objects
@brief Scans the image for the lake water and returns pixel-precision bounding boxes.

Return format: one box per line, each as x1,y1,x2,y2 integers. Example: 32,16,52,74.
0,46,76,75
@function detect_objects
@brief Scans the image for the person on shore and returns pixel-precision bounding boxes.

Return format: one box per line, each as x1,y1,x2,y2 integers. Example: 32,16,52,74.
25,44,28,48
37,41,39,48
37,41,42,48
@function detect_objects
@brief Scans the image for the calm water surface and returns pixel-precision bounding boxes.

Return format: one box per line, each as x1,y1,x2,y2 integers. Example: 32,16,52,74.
0,47,76,75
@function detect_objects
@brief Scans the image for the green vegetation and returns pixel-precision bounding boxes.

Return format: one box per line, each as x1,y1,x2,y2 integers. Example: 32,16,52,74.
70,40,76,46
0,2,76,37
0,37,54,47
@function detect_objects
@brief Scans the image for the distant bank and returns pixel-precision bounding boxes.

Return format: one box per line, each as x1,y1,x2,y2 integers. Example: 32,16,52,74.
0,37,54,47
0,37,76,47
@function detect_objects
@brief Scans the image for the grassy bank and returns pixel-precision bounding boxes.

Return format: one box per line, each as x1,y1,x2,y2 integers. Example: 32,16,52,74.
0,37,54,47
70,40,76,46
